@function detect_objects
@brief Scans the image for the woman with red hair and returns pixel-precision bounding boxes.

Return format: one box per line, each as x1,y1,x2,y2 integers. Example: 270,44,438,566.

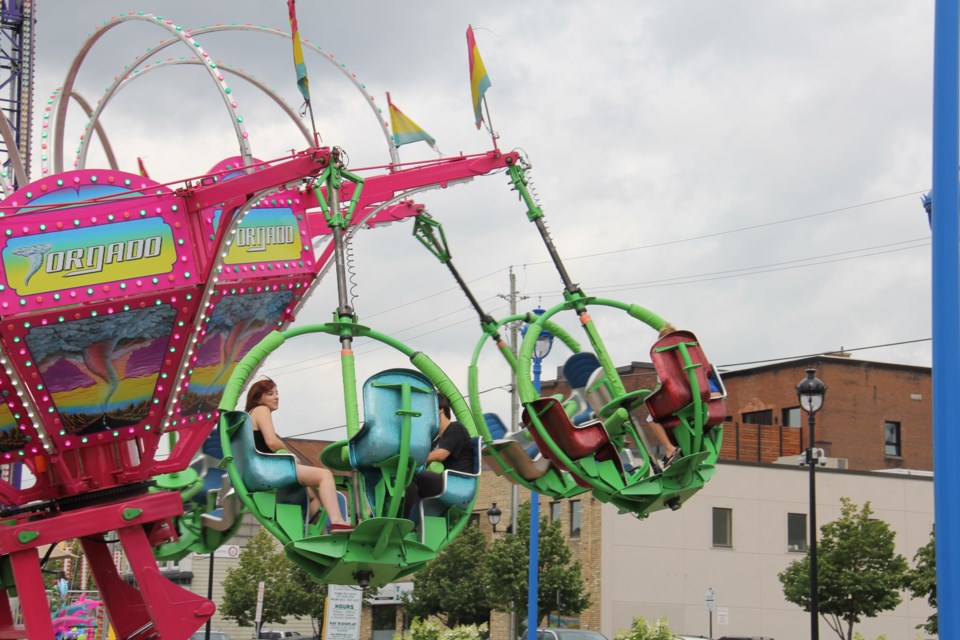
246,378,353,531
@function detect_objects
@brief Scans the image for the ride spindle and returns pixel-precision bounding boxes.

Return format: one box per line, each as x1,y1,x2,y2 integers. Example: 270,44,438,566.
412,214,511,363
312,150,365,439
506,159,580,299
506,158,671,470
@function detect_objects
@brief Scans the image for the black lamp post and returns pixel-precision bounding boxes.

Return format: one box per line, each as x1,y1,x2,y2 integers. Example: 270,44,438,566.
796,368,826,640
487,502,503,534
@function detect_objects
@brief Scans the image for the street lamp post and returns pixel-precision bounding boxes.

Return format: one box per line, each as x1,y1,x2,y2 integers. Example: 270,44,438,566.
522,309,554,640
487,502,502,534
796,368,826,640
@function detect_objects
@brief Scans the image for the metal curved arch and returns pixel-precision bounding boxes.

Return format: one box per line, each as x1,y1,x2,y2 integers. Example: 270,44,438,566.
74,58,312,170
70,91,120,171
203,24,397,164
53,21,397,177
74,58,313,169
158,24,398,164
52,12,252,174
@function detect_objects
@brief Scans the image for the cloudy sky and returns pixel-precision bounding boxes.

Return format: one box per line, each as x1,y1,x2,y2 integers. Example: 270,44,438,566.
30,1,934,438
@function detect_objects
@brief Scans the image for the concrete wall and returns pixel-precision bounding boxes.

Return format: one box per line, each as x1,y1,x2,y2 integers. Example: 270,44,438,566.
600,461,935,640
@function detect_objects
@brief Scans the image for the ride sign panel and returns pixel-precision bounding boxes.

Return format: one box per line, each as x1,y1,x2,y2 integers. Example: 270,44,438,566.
323,584,363,640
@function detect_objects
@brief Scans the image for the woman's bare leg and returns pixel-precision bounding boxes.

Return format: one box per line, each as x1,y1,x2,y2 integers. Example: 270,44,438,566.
297,464,349,525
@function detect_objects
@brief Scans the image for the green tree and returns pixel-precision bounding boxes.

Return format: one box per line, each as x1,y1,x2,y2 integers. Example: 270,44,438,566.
404,523,491,628
905,528,936,635
778,498,908,640
482,502,591,630
287,564,329,637
613,616,675,640
221,529,310,629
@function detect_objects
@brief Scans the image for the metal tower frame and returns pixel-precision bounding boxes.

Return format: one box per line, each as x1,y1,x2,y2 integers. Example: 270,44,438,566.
0,0,33,189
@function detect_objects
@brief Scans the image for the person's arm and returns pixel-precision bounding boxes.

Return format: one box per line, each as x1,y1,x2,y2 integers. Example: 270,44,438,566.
426,423,467,466
250,406,288,453
426,447,451,465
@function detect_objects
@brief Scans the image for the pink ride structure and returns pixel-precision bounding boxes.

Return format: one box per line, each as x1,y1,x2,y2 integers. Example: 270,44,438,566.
0,146,515,638
0,11,517,637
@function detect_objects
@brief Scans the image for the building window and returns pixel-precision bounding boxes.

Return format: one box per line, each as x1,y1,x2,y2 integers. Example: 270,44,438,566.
570,500,581,538
741,409,772,425
884,421,901,457
550,502,561,522
782,407,801,427
372,604,398,640
712,507,732,547
787,513,807,552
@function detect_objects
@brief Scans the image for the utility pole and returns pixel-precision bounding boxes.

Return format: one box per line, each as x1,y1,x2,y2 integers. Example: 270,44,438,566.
508,266,520,640
509,266,519,444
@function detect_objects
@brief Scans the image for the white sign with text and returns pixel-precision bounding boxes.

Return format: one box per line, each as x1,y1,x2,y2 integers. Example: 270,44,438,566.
323,584,363,640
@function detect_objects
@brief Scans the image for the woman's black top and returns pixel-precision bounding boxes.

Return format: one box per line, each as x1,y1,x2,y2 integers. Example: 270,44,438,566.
253,429,271,454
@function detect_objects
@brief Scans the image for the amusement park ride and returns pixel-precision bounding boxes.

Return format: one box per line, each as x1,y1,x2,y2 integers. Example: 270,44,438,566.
0,5,724,639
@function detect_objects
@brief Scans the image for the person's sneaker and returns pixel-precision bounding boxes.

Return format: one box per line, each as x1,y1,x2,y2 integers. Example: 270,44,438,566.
661,448,682,469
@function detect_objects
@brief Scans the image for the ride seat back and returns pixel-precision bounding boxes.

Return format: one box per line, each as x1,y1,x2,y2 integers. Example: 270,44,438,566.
584,367,615,419
421,436,483,518
523,397,619,464
349,369,438,471
659,364,728,429
485,439,552,481
563,352,602,425
224,410,299,492
644,330,712,424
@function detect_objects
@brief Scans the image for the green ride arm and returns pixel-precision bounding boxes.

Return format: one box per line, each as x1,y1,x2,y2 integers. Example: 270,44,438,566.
507,163,544,222
311,170,332,219
336,317,361,439
409,351,475,435
412,214,451,264
340,168,365,226
219,331,287,411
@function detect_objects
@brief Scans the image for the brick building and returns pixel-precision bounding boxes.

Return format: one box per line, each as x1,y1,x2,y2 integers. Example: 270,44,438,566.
540,354,933,472
719,355,932,471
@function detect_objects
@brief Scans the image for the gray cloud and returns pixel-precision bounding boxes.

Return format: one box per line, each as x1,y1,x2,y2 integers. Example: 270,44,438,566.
24,1,933,436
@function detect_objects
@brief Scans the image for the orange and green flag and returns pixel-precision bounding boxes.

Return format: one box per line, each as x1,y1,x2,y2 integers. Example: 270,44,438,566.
466,25,491,129
287,0,311,103
387,93,436,149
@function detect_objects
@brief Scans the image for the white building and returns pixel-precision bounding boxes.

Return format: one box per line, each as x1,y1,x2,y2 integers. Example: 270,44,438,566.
599,461,935,640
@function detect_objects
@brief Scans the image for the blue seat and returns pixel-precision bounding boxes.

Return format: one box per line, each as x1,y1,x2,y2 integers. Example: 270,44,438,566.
200,473,242,532
421,436,483,519
349,369,438,471
564,352,602,425
225,410,299,492
484,413,508,440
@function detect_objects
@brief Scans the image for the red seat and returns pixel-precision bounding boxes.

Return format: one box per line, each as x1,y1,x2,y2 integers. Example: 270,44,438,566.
645,330,713,424
522,398,624,487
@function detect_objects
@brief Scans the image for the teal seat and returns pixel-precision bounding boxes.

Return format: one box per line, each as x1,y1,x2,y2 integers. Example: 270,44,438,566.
350,368,438,470
225,410,300,492
421,436,483,518
347,369,439,516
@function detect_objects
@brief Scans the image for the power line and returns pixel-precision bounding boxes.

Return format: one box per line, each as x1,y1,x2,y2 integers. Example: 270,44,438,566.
265,240,927,378
325,189,926,328
719,338,931,368
525,189,928,266
264,193,928,378
262,301,510,378
577,238,929,295
522,238,927,298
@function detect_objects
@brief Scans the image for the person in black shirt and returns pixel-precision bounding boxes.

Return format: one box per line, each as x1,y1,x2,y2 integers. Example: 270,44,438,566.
246,378,353,531
405,392,472,519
